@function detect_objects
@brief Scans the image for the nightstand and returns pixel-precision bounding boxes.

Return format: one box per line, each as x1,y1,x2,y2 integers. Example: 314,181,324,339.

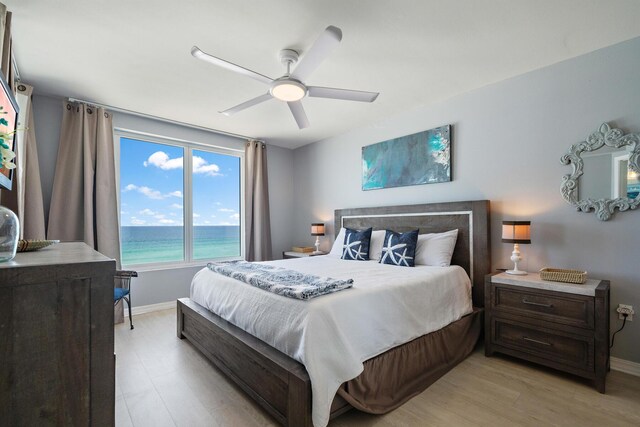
485,272,610,393
282,251,325,259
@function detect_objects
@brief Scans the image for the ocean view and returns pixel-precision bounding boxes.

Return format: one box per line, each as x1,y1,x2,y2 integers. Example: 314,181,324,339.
121,225,240,265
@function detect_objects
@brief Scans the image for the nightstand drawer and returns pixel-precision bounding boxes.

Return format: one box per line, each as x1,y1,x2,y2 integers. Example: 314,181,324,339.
493,286,594,329
492,319,594,371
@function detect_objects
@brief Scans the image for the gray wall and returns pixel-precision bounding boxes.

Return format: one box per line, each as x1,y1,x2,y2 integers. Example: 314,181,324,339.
291,37,640,363
32,94,294,307
30,36,640,363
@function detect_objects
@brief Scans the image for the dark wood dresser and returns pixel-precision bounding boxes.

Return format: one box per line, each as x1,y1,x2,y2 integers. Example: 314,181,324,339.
485,272,609,393
0,242,115,426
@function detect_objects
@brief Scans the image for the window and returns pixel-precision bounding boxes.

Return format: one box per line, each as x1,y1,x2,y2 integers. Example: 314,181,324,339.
118,133,242,267
192,148,241,260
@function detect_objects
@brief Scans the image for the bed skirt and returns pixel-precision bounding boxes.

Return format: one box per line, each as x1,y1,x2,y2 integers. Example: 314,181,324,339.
177,298,481,426
336,308,482,414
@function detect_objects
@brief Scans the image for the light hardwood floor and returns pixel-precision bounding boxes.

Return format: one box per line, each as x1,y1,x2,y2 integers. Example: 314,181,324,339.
115,308,640,427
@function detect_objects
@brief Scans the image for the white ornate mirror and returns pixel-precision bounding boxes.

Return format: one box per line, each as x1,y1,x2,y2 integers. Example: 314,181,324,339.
561,123,640,220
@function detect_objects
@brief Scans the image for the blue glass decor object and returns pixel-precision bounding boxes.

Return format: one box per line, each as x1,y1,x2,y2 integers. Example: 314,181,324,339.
0,205,19,261
362,125,451,190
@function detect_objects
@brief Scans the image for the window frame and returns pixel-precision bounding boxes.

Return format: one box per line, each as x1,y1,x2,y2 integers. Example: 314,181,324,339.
114,128,245,271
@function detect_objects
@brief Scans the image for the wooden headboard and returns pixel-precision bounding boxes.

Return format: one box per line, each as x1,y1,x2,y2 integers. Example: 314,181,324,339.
334,200,490,307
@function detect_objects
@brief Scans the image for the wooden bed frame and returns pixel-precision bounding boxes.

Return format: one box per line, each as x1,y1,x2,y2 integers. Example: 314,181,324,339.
177,200,490,426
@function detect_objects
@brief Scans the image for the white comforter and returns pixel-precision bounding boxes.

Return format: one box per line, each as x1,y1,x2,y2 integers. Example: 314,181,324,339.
190,256,472,427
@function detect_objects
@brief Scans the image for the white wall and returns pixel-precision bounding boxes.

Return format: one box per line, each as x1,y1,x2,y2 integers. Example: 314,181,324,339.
291,37,640,363
32,94,294,306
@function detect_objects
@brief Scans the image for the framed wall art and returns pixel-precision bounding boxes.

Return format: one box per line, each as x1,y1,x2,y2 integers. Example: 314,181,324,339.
362,124,451,191
0,69,18,190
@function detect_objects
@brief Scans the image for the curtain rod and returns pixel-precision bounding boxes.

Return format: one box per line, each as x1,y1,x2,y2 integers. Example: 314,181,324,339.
67,97,263,143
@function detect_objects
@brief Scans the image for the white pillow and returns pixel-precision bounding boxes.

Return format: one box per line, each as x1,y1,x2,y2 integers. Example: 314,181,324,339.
368,230,387,261
328,227,346,257
414,229,458,266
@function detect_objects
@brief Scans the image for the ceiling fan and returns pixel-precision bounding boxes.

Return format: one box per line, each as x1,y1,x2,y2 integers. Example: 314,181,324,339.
191,25,379,129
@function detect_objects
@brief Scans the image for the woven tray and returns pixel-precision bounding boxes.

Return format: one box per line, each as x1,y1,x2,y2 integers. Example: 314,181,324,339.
539,267,587,284
17,239,60,252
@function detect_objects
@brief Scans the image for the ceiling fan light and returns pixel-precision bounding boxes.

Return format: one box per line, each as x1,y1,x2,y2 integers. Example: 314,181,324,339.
270,80,307,102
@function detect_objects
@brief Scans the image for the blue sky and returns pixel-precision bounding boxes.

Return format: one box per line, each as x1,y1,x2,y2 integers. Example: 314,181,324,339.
120,137,240,227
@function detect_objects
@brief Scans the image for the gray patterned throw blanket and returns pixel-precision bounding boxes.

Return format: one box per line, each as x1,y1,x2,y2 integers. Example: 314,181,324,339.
207,261,353,300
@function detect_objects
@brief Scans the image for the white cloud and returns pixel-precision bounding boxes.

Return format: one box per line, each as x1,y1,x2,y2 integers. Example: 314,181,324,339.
218,221,232,226
138,209,166,221
124,184,181,200
230,213,240,220
193,213,201,218
204,220,211,224
139,187,163,199
158,219,176,225
131,218,146,225
143,152,221,177
215,202,221,205
120,210,128,215
169,212,177,217
144,151,183,170
210,215,216,218
169,203,183,209
218,208,235,213
193,156,221,176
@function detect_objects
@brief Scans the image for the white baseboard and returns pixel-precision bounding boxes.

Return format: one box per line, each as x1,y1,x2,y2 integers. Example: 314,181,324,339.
611,357,640,377
124,301,176,317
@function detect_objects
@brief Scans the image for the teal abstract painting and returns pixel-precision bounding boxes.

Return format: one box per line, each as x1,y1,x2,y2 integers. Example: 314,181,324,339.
362,125,451,190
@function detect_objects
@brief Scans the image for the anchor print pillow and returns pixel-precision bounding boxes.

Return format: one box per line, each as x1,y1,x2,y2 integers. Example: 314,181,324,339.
341,227,373,261
379,229,419,267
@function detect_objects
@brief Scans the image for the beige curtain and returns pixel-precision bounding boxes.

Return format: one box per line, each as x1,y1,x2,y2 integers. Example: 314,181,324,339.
48,101,121,266
244,140,272,261
1,83,46,239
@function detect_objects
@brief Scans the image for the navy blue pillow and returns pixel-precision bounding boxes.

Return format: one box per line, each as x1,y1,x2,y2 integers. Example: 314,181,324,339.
341,227,372,261
380,229,419,267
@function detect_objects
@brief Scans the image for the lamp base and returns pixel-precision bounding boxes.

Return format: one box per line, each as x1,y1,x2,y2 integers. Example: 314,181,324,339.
506,269,527,275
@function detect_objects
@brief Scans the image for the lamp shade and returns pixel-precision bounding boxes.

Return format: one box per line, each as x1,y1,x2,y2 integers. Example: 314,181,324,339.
501,221,531,244
311,223,325,236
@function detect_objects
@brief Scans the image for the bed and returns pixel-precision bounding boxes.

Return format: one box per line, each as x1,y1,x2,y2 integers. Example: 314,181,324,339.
177,200,490,427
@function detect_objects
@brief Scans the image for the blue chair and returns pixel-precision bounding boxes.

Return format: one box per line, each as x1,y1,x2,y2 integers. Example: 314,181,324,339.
114,270,137,329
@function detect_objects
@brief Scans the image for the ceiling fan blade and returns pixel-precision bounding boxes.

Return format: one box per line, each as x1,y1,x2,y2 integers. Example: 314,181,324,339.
191,46,273,85
220,93,273,116
287,101,310,129
290,26,342,82
308,86,379,102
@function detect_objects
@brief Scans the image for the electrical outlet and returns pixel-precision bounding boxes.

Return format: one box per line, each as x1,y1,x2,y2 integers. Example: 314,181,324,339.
617,304,635,321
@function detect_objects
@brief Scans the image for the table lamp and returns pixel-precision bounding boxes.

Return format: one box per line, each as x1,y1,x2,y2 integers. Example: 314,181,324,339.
311,223,325,254
501,221,531,275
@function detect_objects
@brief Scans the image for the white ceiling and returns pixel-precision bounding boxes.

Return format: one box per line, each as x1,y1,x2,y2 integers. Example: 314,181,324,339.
6,0,640,149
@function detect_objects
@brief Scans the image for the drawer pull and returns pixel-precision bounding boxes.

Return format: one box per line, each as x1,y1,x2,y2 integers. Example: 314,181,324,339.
523,336,552,346
522,299,553,308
